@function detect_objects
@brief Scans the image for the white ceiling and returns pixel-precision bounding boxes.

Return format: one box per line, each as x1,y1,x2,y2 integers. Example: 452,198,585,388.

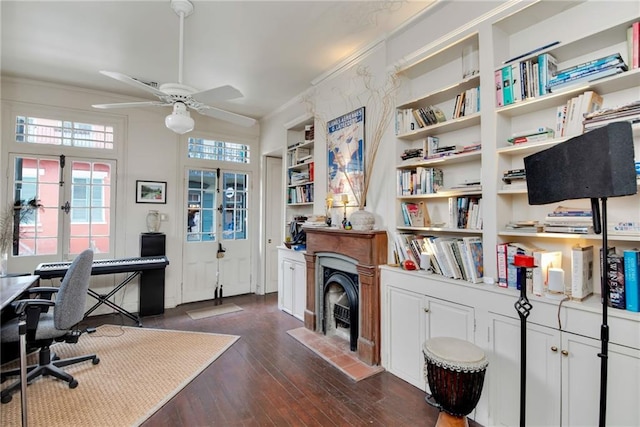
1,0,435,122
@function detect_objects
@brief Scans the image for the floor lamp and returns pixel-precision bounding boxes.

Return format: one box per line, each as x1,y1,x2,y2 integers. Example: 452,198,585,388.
524,121,637,427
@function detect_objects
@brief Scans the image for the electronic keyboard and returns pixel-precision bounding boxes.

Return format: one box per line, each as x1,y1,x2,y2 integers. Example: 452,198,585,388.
34,255,169,279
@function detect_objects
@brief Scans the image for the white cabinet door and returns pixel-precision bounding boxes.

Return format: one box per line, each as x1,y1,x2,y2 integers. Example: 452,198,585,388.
281,258,294,314
562,333,640,427
292,260,306,321
487,313,561,427
386,286,427,390
425,297,474,342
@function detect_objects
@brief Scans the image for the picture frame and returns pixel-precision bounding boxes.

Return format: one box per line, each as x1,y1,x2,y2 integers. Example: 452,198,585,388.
327,107,365,207
136,180,167,204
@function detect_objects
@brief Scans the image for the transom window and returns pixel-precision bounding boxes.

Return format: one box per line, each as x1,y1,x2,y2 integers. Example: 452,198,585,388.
187,137,250,163
15,116,114,149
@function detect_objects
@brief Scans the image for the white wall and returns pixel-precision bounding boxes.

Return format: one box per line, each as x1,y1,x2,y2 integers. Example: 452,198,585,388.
1,76,259,311
258,1,504,246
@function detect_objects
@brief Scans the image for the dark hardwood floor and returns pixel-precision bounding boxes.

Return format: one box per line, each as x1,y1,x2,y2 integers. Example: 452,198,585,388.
80,293,482,427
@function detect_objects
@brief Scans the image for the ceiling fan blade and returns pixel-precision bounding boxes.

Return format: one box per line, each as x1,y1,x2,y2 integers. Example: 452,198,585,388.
99,70,168,98
191,85,243,104
92,101,169,109
196,106,257,127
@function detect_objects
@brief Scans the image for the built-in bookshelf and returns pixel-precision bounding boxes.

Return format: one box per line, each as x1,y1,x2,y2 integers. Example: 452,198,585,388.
283,115,315,241
383,2,640,426
393,31,482,271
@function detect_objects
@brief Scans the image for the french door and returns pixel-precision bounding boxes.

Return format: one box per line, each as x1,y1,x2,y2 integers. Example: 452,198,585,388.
7,153,116,273
181,167,251,303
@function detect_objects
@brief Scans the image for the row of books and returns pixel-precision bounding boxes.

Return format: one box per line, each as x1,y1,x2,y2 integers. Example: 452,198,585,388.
555,90,603,137
395,105,446,135
448,196,482,230
397,167,443,196
495,52,557,107
607,248,640,312
391,232,483,283
507,126,555,145
452,86,480,119
548,52,627,93
543,205,594,234
289,170,310,185
400,201,429,227
287,184,313,204
583,99,640,131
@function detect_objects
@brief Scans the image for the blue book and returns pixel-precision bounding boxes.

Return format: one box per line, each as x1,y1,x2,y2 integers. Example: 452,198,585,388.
553,53,623,78
624,249,640,312
502,66,514,105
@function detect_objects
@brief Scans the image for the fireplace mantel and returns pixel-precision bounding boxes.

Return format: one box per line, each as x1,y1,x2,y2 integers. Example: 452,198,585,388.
303,227,387,365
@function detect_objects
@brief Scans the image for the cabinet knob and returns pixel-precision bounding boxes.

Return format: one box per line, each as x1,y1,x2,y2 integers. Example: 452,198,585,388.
423,308,429,313
561,350,569,357
550,346,558,352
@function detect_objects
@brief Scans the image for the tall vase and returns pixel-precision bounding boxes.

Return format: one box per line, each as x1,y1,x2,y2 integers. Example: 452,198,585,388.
349,208,375,231
146,210,161,233
0,250,8,277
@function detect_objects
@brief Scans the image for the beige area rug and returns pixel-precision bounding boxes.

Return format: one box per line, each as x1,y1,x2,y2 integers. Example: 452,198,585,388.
0,325,239,427
186,303,243,320
287,327,384,382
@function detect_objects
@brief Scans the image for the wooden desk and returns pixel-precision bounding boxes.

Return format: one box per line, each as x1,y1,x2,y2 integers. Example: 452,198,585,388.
0,274,37,426
1,275,39,310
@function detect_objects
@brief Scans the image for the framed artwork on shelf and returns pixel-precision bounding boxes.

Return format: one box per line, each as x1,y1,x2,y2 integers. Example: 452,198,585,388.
136,180,167,204
327,107,365,207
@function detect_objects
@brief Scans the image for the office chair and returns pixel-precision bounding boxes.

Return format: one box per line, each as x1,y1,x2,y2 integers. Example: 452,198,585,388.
0,249,100,403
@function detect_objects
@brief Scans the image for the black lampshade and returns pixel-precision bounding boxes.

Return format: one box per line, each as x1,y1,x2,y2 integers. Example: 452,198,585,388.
524,122,637,205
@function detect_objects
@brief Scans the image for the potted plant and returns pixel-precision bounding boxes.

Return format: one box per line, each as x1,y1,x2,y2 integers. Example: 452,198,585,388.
0,198,43,275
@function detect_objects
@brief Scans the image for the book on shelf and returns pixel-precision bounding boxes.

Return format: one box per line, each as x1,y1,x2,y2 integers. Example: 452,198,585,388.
548,65,626,93
501,65,514,105
512,62,522,102
538,52,558,95
494,69,503,108
463,236,483,283
508,131,555,145
496,243,509,288
543,225,594,234
550,52,624,82
505,221,543,233
556,104,567,137
533,249,563,296
632,21,639,69
423,136,440,158
571,245,594,300
623,249,640,312
607,252,626,310
506,242,538,290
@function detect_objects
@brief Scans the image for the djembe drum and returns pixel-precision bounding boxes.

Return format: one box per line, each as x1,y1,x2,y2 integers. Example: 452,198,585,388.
423,337,489,427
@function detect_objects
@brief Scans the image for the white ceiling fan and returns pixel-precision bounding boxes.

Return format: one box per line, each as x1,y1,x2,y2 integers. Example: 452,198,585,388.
92,0,256,133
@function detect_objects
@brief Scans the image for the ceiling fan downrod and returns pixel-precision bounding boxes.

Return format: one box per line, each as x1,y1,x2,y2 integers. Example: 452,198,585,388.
170,0,194,85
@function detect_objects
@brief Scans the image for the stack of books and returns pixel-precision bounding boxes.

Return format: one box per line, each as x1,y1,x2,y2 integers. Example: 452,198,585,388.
543,206,594,234
507,127,554,144
400,148,423,161
583,99,640,131
556,90,603,136
548,53,627,93
502,168,526,190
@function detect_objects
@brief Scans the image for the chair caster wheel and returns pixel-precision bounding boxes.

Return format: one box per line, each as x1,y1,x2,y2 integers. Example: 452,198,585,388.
93,357,100,365
69,379,78,389
1,394,12,404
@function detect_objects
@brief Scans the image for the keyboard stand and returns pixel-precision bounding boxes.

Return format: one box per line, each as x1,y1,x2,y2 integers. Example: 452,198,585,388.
84,271,142,326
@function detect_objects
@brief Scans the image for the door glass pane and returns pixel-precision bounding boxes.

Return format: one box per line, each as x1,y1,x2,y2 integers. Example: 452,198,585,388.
222,172,248,240
187,169,217,242
11,157,59,256
70,161,111,255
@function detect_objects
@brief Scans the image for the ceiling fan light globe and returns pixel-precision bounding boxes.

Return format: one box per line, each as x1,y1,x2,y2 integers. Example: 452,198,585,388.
165,111,194,134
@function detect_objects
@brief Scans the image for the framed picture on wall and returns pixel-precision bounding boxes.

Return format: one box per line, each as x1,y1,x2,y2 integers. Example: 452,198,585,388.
327,107,365,206
136,180,167,204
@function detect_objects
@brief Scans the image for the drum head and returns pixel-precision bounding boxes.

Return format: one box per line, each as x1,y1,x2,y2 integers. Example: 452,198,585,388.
423,337,488,371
